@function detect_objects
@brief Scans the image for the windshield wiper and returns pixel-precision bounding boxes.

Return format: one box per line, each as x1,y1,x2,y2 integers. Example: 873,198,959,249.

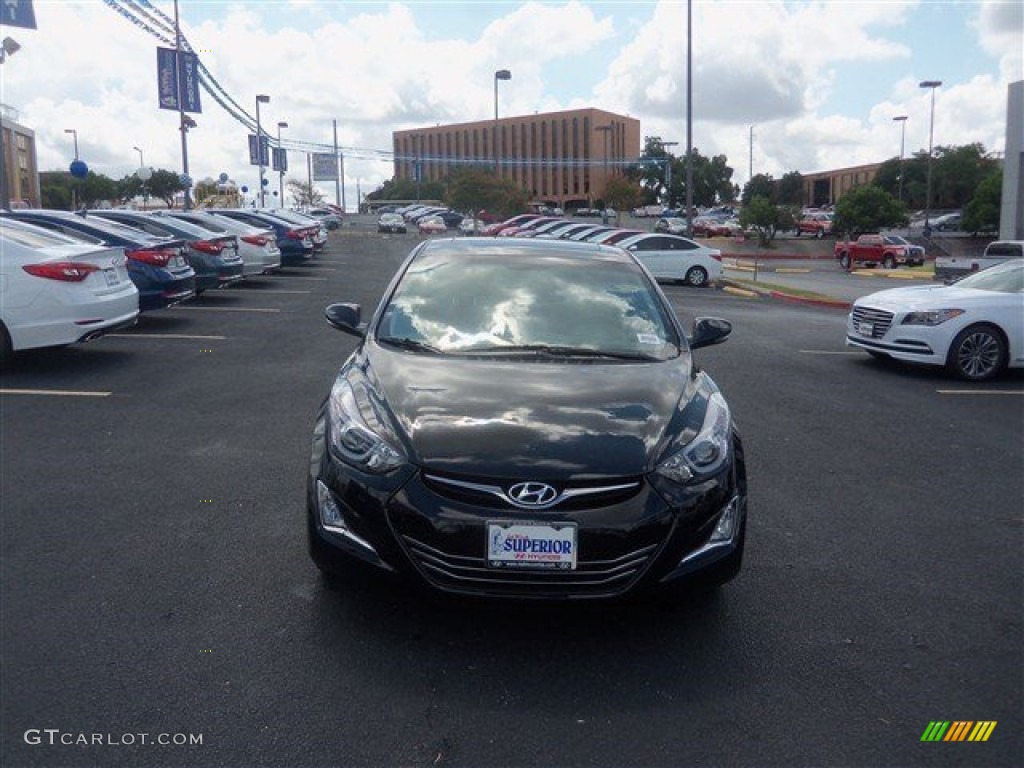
464,344,661,361
376,336,443,354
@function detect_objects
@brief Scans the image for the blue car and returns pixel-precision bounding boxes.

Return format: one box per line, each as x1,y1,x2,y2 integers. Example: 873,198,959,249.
1,210,195,311
205,209,314,264
88,210,244,293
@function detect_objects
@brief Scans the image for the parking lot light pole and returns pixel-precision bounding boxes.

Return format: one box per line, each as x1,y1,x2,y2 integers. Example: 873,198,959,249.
596,124,611,222
277,121,288,208
892,115,907,204
256,94,270,207
64,128,79,210
662,140,678,207
919,80,942,233
494,69,511,173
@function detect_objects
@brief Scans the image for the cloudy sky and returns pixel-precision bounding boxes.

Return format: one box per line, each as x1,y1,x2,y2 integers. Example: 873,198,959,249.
3,0,1021,208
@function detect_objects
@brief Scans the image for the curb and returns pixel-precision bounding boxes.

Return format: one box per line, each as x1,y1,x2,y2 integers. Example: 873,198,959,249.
721,279,850,310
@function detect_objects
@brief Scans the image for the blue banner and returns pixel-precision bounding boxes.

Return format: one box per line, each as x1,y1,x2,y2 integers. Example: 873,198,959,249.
1,0,36,30
272,147,288,173
248,135,270,166
156,47,202,114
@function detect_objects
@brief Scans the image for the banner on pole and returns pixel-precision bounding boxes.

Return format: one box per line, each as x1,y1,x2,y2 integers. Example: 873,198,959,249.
312,153,338,181
156,47,202,113
248,135,270,166
272,147,288,172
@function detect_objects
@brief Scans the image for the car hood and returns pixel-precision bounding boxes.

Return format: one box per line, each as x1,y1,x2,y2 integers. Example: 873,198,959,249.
856,283,997,311
365,346,694,478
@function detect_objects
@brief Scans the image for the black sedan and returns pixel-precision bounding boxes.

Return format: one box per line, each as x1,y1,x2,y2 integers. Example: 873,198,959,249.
307,237,747,600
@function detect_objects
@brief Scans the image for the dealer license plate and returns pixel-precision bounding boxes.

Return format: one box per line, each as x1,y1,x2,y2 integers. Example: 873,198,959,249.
487,521,577,570
857,322,874,337
103,268,119,286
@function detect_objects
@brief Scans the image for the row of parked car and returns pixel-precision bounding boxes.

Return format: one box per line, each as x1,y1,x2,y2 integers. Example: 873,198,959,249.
0,206,332,362
474,213,724,286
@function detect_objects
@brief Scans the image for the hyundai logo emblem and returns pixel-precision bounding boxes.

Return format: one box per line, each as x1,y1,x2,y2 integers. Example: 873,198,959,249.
507,482,559,508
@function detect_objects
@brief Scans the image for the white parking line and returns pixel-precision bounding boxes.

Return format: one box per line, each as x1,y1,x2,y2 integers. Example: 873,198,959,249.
227,288,311,294
799,350,861,355
936,390,1024,396
1,388,111,398
173,306,281,313
108,333,228,339
273,275,328,281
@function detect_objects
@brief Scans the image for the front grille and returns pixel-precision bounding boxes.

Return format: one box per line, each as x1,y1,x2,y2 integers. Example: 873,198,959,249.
422,472,642,512
850,306,894,339
400,534,660,597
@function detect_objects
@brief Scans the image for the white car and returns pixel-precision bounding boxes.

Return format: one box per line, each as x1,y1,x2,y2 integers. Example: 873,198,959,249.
614,233,723,286
846,259,1024,381
1,218,139,362
154,210,282,276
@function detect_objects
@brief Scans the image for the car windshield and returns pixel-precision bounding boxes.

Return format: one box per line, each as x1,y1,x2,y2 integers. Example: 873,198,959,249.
376,248,681,361
954,260,1024,292
884,235,909,245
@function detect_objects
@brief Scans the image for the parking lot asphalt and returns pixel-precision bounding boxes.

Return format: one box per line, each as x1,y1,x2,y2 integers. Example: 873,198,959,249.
2,229,1021,768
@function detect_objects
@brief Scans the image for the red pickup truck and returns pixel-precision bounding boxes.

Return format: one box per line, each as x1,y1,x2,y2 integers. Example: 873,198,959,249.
834,234,926,270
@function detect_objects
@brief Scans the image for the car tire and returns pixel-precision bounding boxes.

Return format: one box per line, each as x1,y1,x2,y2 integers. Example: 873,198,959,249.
883,256,895,269
684,266,709,287
947,323,1007,381
0,322,12,367
838,252,851,270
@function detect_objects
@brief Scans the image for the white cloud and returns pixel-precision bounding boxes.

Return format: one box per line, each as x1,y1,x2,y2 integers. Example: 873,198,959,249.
2,0,1013,202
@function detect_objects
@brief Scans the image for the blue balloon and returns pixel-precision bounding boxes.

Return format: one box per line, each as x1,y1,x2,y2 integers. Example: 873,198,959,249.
241,185,249,193
219,172,229,183
180,173,192,187
261,178,269,186
69,159,89,179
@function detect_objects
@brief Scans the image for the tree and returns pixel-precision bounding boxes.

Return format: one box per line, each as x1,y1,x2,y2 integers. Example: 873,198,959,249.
738,195,796,246
961,170,1002,236
741,174,776,206
445,168,527,217
930,143,999,211
777,172,804,206
146,169,186,208
365,176,445,203
831,185,906,236
630,140,736,208
603,176,640,213
286,179,325,208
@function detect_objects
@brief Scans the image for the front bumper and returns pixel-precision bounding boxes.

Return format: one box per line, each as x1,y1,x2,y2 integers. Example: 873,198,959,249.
307,412,747,600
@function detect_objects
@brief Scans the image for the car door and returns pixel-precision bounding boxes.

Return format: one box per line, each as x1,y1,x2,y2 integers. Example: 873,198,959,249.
625,236,679,279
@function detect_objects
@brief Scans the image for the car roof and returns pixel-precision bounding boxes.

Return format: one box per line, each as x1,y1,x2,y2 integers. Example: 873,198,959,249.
417,236,636,264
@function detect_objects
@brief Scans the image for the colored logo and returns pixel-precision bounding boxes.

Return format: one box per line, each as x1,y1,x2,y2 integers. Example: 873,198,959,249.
921,721,997,742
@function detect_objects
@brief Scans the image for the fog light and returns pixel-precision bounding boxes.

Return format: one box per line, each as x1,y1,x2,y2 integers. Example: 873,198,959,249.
317,480,346,531
709,496,739,543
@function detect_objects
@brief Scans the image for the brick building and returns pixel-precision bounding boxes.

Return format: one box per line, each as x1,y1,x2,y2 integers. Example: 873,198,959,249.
0,104,41,208
392,108,641,210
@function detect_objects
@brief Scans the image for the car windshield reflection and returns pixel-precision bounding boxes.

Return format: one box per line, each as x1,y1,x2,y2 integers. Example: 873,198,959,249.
375,252,681,360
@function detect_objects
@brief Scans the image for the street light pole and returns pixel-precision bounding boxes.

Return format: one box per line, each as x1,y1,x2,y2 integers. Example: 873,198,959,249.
64,128,79,210
173,0,193,210
277,121,288,208
919,80,942,233
685,0,694,236
64,128,79,160
256,94,270,207
596,124,612,222
892,115,908,204
494,69,511,173
133,145,150,209
662,140,678,207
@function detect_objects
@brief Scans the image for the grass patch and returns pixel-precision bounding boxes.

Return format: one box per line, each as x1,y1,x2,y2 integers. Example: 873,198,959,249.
727,278,841,303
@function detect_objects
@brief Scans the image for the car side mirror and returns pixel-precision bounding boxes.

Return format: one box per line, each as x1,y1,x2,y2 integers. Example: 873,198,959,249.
324,303,366,338
688,316,731,350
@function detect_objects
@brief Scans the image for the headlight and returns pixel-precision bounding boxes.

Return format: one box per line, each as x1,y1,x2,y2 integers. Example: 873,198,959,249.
901,308,964,326
327,374,406,473
656,391,732,484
